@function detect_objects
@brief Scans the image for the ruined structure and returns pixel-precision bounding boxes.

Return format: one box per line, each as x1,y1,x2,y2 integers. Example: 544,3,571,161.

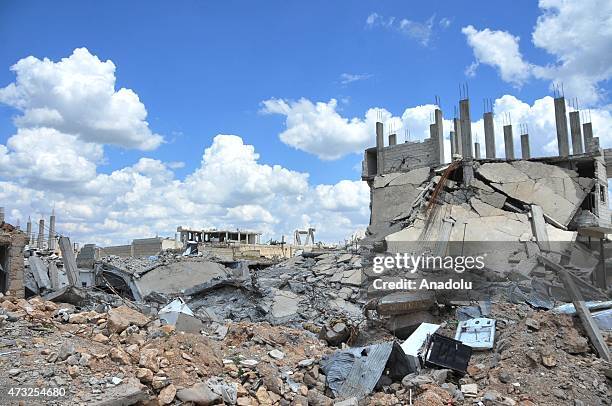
0,222,27,297
362,96,612,289
102,236,182,258
178,226,295,260
178,227,261,245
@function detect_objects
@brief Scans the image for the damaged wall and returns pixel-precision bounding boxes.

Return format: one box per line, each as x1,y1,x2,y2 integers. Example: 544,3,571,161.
0,223,27,297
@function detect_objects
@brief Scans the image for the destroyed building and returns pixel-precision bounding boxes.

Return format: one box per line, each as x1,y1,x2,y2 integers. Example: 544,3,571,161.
362,95,611,289
101,236,183,258
0,221,27,298
1,95,611,405
178,226,297,260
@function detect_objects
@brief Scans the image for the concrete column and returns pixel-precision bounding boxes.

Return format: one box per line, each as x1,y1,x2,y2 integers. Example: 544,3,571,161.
449,131,456,157
462,160,474,184
375,122,384,174
0,207,4,223
554,97,570,157
388,133,397,146
48,210,56,251
434,108,445,164
583,122,593,152
453,118,463,156
459,99,473,158
569,111,583,155
37,219,45,249
474,142,481,159
483,112,496,158
503,125,514,160
521,133,531,159
26,217,32,245
58,236,79,286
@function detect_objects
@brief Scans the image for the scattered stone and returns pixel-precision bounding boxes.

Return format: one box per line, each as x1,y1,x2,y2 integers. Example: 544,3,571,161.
461,383,478,396
498,370,512,383
483,390,499,402
89,377,147,406
7,368,21,377
176,382,222,405
256,386,273,405
432,369,450,384
158,383,176,405
107,305,150,334
239,359,259,367
149,376,167,390
92,333,109,343
139,348,159,372
306,389,333,406
402,373,433,389
67,365,79,378
298,358,315,367
268,349,285,360
525,318,540,330
136,368,154,383
57,341,75,361
111,348,131,365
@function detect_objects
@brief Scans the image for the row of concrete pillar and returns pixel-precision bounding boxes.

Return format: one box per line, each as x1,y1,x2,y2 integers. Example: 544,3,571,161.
374,95,595,169
554,96,595,157
24,210,56,250
449,100,531,160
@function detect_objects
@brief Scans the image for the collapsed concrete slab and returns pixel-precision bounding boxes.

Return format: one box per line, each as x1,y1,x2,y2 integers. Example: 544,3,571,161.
134,260,231,297
27,256,51,291
476,161,594,227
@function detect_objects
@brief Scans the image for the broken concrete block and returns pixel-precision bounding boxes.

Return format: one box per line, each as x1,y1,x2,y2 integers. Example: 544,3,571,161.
477,161,593,226
43,286,86,305
387,166,430,187
89,377,147,406
340,269,362,286
176,382,222,405
28,256,51,290
268,288,300,321
107,305,150,334
461,383,478,396
469,197,506,217
135,260,231,297
377,291,436,315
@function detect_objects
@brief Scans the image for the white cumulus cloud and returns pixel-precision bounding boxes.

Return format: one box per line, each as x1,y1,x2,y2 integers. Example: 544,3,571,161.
462,25,532,86
462,0,612,104
0,47,163,150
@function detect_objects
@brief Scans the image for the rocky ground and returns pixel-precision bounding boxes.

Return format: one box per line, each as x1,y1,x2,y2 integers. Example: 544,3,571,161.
1,288,610,405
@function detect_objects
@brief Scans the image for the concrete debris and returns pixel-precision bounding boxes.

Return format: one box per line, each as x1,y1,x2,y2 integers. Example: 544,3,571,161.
477,161,594,227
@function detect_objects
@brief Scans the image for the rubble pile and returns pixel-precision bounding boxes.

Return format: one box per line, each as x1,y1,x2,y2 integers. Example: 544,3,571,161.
4,152,612,404
1,290,610,405
0,294,336,405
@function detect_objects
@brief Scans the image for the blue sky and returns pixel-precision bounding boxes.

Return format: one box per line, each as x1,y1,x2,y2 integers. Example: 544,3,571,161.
0,0,610,244
0,0,548,183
